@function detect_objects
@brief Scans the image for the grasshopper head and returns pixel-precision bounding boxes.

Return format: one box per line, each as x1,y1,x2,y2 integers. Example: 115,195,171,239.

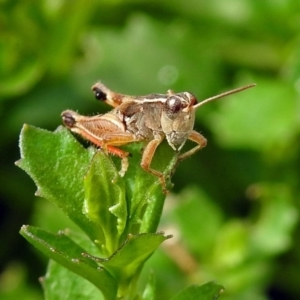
161,84,256,151
162,92,197,150
163,92,197,120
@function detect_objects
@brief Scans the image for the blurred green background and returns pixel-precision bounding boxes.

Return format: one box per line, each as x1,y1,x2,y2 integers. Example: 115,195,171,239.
1,1,300,299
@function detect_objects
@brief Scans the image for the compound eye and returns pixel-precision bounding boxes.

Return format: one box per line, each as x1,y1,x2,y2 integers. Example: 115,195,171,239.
93,87,107,101
165,96,182,114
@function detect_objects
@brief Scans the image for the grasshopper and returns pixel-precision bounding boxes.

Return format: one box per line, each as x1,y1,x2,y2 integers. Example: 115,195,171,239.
62,82,255,189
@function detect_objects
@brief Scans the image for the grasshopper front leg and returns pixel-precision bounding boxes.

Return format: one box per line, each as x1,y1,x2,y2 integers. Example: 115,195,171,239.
141,131,207,192
177,130,207,162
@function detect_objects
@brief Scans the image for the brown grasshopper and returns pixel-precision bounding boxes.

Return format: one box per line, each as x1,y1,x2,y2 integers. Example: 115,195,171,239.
62,82,255,189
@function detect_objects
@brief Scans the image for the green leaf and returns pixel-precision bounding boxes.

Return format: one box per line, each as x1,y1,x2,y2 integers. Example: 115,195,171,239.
20,225,117,300
16,124,198,298
171,281,224,300
83,151,127,254
43,260,103,300
16,124,173,240
84,232,171,297
124,141,176,233
16,125,107,248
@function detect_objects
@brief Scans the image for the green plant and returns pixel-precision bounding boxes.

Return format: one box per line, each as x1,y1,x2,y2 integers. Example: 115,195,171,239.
16,124,224,299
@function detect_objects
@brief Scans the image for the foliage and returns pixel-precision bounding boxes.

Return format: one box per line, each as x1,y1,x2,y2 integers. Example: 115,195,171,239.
15,124,224,299
1,0,300,299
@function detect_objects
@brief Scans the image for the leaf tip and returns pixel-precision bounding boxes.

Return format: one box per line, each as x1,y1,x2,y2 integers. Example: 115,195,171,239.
35,189,42,197
21,123,29,131
38,276,45,288
20,225,30,236
14,159,21,166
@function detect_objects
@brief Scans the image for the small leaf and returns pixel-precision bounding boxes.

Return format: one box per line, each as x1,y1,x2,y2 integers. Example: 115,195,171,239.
84,232,171,297
171,281,224,300
16,125,106,247
124,141,176,233
20,225,117,300
103,233,171,278
83,151,127,254
43,260,103,300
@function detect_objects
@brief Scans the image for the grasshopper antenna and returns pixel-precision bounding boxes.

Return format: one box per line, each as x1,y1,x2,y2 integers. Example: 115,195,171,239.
193,83,256,109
